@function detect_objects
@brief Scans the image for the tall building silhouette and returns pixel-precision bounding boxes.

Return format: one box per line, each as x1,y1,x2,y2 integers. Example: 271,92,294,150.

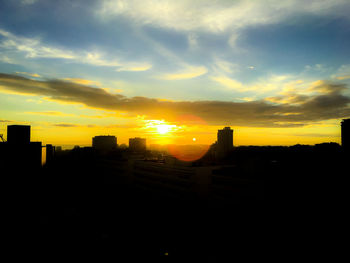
7,125,30,144
46,144,55,165
0,125,42,170
92,135,117,152
129,137,146,152
341,119,350,151
217,127,233,158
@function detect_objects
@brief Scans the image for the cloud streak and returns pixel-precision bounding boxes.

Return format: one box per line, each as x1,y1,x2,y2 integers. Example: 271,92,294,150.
23,111,76,117
0,29,75,59
16,72,41,78
0,73,349,127
0,29,152,72
97,0,350,32
157,66,208,80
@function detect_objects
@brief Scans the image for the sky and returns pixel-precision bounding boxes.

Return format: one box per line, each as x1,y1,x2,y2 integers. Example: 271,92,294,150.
0,0,350,147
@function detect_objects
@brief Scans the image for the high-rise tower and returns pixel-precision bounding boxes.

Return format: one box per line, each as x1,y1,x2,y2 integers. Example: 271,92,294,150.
7,125,30,144
341,119,350,151
217,127,233,157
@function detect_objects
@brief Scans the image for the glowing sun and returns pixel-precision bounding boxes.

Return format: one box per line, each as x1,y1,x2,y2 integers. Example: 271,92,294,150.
142,119,180,137
156,124,172,134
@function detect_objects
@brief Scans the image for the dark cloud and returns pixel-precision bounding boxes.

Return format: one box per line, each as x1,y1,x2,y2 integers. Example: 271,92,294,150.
53,123,97,128
0,73,349,127
53,123,80,128
292,133,338,138
310,81,347,94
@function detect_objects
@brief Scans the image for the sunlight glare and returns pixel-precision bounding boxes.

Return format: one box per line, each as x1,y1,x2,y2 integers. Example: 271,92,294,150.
141,119,180,137
157,124,171,134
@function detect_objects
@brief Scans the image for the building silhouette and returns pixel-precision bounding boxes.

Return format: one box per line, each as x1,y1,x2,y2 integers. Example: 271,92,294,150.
341,119,350,152
129,137,146,152
92,135,117,152
46,144,55,165
217,127,233,158
7,125,30,144
0,125,42,170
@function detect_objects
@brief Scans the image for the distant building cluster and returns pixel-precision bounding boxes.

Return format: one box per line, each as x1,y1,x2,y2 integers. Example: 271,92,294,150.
91,135,147,152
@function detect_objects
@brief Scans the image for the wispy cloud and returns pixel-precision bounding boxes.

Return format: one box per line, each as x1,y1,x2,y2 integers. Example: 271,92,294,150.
1,73,349,127
16,72,41,78
23,110,119,120
81,52,120,67
115,63,152,72
212,59,239,74
0,29,152,72
0,55,17,64
210,74,293,94
336,75,350,80
97,0,350,32
158,66,207,80
24,111,76,117
63,78,101,86
332,64,350,81
210,75,244,91
0,29,75,59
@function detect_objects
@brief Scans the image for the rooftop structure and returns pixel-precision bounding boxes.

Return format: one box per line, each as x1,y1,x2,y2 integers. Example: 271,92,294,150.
92,135,117,152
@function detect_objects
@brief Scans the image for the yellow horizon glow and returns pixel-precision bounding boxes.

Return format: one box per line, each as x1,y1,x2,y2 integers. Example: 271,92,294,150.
0,117,342,148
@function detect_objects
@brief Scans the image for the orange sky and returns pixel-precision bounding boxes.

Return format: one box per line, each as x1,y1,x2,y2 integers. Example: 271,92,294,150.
1,118,341,149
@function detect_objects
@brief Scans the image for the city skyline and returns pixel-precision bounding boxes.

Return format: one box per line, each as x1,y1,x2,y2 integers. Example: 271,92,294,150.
1,1,350,146
2,121,348,149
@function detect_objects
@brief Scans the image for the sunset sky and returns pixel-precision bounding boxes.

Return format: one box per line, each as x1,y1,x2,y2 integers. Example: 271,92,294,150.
1,0,350,147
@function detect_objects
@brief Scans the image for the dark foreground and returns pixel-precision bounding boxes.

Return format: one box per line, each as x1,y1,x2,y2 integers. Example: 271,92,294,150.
3,145,348,261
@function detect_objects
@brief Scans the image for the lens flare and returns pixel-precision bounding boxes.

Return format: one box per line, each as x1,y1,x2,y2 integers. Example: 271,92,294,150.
168,144,209,162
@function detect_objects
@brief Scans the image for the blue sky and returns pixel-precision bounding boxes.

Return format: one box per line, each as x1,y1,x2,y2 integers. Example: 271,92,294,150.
0,0,350,145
